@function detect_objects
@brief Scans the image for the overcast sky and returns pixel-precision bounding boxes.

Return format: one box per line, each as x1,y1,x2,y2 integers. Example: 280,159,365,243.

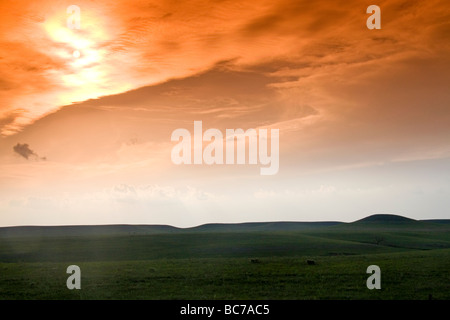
1,0,450,227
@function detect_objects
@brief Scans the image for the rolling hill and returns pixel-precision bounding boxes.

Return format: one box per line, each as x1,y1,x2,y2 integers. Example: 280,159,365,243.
186,221,342,233
1,214,450,300
0,221,345,239
0,214,449,263
0,214,447,238
0,224,181,238
347,214,443,229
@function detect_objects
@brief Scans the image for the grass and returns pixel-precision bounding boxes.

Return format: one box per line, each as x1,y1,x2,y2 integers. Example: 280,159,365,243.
0,215,449,300
0,232,407,263
1,249,449,300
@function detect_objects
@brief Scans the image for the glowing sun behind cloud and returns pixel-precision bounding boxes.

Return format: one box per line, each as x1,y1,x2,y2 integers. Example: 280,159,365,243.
0,1,136,136
42,7,113,98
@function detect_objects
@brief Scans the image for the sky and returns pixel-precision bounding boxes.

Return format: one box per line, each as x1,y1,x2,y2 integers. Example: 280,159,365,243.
1,0,450,227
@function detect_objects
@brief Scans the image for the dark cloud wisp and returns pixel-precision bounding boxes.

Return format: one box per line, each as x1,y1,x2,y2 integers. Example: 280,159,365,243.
13,143,46,160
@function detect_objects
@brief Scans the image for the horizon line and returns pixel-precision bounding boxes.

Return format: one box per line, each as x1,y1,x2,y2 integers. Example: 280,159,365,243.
1,214,448,229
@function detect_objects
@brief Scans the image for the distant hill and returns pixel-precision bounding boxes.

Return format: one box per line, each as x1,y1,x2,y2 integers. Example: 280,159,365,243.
0,214,449,263
187,221,342,233
340,214,447,230
356,214,415,223
0,224,181,238
0,214,448,238
0,221,341,238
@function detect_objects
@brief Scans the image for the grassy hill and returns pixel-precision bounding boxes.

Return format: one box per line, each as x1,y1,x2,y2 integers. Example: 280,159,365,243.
0,232,404,263
306,214,450,250
187,221,342,233
0,221,342,238
343,214,445,230
0,214,449,263
1,214,449,299
0,224,181,238
1,214,446,239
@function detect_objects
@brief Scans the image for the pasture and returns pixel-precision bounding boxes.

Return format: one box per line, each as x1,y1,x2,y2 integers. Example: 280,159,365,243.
0,215,449,299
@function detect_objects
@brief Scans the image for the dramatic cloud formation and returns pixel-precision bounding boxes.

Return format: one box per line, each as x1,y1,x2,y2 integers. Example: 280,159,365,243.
0,0,449,226
2,0,449,136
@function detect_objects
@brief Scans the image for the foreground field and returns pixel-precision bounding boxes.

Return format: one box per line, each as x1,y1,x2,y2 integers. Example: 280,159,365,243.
1,249,449,299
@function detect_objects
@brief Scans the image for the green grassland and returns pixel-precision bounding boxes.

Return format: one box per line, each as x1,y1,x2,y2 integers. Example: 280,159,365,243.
0,214,449,299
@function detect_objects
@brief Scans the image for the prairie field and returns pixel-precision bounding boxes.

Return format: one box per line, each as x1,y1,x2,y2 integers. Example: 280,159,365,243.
1,215,449,300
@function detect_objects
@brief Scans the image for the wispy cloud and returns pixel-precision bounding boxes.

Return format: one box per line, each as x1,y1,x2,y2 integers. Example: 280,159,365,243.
1,0,449,137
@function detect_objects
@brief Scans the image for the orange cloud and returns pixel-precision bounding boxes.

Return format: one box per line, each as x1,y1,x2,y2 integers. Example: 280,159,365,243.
2,0,449,136
1,0,450,226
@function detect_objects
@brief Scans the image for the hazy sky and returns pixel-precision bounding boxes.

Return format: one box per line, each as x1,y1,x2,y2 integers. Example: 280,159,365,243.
1,0,450,227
